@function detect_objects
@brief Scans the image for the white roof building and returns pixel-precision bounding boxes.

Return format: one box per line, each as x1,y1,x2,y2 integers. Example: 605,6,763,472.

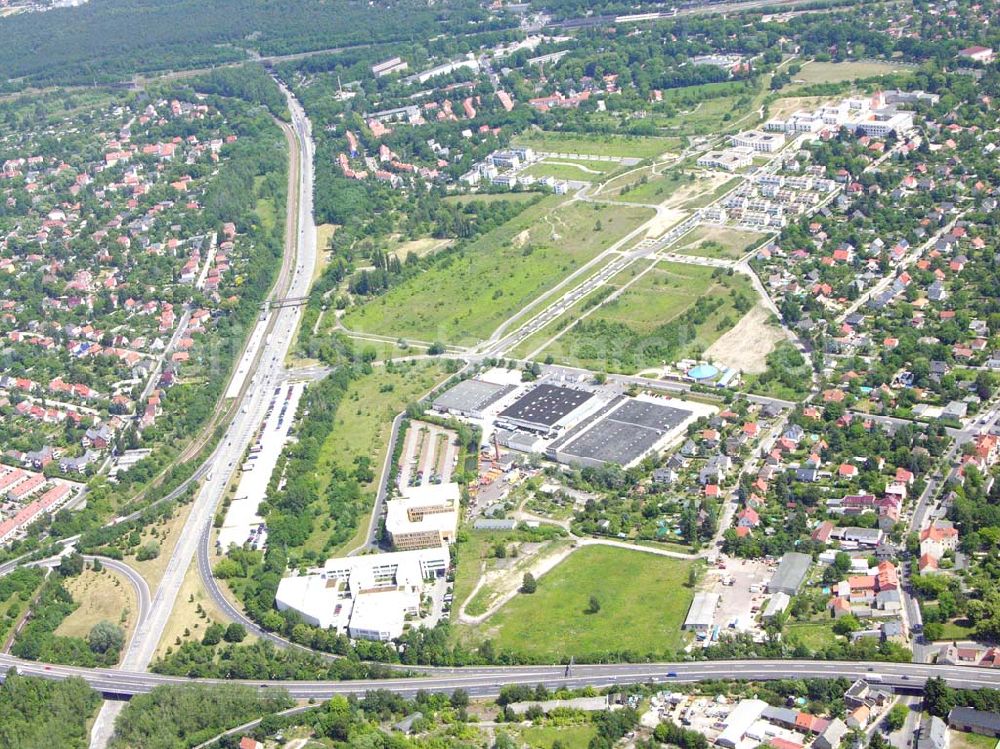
385,483,460,550
274,545,449,639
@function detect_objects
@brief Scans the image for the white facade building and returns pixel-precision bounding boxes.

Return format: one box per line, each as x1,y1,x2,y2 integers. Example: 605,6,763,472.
274,545,449,640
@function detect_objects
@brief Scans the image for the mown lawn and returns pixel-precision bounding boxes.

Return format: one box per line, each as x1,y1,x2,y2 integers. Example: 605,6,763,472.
791,60,907,86
462,545,693,661
512,131,678,159
519,724,598,749
786,621,840,651
343,197,652,346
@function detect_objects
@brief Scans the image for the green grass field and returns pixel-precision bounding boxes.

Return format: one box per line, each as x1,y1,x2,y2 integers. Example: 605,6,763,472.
791,60,907,86
512,131,678,159
951,731,1000,749
680,176,742,210
786,622,840,651
343,197,653,346
666,226,767,260
602,168,690,204
522,159,620,182
443,192,539,206
302,360,451,557
653,95,749,136
539,261,755,373
935,618,976,641
460,545,693,661
519,724,598,749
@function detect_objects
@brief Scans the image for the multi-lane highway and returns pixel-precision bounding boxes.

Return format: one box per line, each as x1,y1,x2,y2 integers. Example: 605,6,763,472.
4,653,1000,700
85,79,320,746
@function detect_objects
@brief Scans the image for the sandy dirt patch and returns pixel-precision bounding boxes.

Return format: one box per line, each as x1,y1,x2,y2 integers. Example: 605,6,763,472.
392,237,453,260
663,172,732,209
644,208,688,239
704,303,790,373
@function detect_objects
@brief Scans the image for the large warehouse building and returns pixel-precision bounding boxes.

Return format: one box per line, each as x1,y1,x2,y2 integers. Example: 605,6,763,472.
683,591,721,632
497,383,597,434
767,552,812,596
432,378,515,419
550,395,697,468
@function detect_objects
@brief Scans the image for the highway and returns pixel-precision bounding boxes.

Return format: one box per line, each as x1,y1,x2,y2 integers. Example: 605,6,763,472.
5,653,1000,699
84,79,318,746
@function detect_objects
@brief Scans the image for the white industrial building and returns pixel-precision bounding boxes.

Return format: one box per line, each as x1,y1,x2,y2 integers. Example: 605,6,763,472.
717,700,770,748
683,591,721,632
730,130,786,153
765,94,913,138
385,483,460,550
274,545,449,640
698,148,754,172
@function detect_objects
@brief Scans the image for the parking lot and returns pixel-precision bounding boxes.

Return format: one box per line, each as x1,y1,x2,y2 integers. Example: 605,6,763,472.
397,420,459,490
700,556,775,641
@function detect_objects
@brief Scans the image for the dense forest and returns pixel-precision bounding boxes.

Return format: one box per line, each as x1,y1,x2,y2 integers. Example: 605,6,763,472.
0,671,100,749
111,683,293,749
0,0,507,88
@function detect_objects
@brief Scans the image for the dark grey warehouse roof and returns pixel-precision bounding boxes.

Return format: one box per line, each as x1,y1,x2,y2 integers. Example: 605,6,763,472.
499,384,593,428
433,379,514,414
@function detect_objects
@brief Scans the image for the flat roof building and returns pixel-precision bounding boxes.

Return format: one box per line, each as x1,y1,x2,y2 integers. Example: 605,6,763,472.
949,708,1000,738
717,700,769,748
275,545,448,640
551,395,702,468
731,130,786,153
385,483,460,551
767,552,812,596
433,378,514,418
698,148,754,172
498,384,595,433
683,591,720,632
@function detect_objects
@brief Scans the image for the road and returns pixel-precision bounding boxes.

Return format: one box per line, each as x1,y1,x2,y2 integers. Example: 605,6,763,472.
83,80,318,748
4,654,1000,700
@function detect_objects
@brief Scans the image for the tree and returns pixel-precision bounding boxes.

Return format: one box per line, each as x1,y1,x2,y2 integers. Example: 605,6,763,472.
586,595,601,614
924,677,954,717
202,622,226,646
832,614,861,635
687,565,699,588
520,573,537,594
450,689,469,708
136,541,160,561
869,732,890,749
88,621,125,654
886,703,909,732
224,623,247,643
57,553,84,578
834,551,852,574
